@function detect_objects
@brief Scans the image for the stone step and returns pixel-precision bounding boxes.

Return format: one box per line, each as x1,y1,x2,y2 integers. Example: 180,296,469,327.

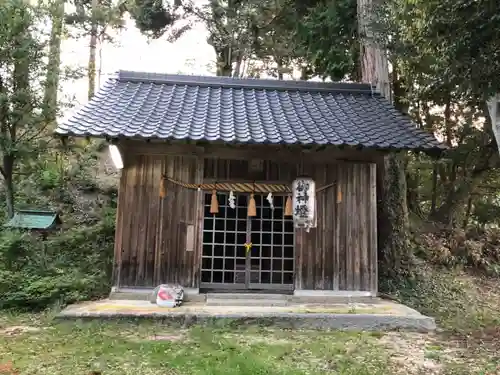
206,293,289,301
205,298,288,307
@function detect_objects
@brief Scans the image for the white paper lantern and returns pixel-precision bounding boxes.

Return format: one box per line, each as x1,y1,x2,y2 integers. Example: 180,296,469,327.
292,177,316,232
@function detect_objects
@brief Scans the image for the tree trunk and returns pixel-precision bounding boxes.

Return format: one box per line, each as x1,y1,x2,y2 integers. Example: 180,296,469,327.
3,155,15,219
97,33,104,89
430,171,486,226
217,63,232,76
463,196,473,229
406,163,423,217
431,140,497,226
233,54,243,78
215,48,232,77
444,96,452,147
300,66,308,80
377,153,411,274
358,0,390,99
4,16,32,219
430,160,438,215
88,0,99,100
43,0,64,125
358,0,412,276
276,57,284,80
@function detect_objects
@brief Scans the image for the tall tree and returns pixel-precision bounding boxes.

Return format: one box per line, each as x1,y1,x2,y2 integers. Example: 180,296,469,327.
65,0,125,99
88,0,100,99
128,0,309,78
357,0,412,275
199,0,258,77
44,0,65,125
294,0,360,81
379,0,500,226
0,0,51,218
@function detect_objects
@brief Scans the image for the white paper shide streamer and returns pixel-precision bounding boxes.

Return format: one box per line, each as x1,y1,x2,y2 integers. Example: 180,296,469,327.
266,192,274,209
228,190,236,209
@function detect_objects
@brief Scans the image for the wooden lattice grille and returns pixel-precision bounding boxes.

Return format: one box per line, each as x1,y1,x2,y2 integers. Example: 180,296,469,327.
201,193,294,290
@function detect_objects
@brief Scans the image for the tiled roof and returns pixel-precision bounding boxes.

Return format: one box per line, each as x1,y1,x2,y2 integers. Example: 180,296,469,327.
55,71,445,151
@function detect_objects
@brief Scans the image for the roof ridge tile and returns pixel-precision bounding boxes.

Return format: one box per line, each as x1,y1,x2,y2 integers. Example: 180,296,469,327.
116,70,376,95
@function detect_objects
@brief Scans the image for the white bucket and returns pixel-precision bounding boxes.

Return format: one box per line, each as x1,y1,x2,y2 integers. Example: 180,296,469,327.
156,285,178,308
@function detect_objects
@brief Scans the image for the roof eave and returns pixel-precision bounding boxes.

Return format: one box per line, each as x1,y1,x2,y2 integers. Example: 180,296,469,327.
53,131,447,154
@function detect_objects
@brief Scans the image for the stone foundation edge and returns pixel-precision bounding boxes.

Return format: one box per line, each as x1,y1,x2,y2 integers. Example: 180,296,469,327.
55,311,436,332
110,288,378,304
110,288,204,302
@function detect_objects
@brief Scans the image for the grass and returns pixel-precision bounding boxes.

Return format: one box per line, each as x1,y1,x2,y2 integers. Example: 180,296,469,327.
1,267,499,374
0,315,389,375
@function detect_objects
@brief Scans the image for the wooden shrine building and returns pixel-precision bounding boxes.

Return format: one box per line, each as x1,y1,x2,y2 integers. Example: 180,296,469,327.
56,71,444,297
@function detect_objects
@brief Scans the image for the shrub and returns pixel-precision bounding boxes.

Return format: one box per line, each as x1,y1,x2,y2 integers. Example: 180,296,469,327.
0,218,115,310
415,228,500,273
381,266,500,334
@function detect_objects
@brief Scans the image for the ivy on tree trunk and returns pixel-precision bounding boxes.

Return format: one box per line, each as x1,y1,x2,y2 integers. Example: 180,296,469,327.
358,0,413,276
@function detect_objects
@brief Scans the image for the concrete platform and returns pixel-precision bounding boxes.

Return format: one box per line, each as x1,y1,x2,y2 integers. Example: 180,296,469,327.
110,289,378,304
57,298,436,332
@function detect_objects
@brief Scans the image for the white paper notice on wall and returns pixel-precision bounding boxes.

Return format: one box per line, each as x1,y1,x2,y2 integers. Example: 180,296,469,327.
186,224,195,252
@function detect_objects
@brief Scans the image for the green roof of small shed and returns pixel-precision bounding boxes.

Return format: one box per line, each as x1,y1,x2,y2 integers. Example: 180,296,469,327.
4,210,62,230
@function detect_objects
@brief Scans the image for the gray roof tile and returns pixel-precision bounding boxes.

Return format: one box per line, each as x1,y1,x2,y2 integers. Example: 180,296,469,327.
55,71,445,151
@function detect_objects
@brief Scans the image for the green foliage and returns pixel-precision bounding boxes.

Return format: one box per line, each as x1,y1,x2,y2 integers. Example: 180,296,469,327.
383,266,500,335
294,0,359,80
0,0,55,218
39,162,62,190
0,0,116,313
472,199,500,228
0,132,118,311
65,0,126,40
0,219,115,310
0,0,47,153
374,0,500,226
127,0,184,39
389,0,500,100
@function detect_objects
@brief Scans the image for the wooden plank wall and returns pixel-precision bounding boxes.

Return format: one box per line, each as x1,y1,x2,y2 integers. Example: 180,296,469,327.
203,158,297,181
112,143,377,293
295,162,377,294
113,152,203,288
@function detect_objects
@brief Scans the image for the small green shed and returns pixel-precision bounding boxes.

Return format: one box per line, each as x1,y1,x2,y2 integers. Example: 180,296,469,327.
4,210,62,232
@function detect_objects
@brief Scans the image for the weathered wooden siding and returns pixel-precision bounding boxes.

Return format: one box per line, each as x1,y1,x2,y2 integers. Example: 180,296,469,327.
203,158,297,182
113,141,377,293
113,151,203,288
294,162,377,293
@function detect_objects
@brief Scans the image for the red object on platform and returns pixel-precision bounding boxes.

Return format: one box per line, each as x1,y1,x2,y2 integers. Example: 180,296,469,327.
158,290,173,300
